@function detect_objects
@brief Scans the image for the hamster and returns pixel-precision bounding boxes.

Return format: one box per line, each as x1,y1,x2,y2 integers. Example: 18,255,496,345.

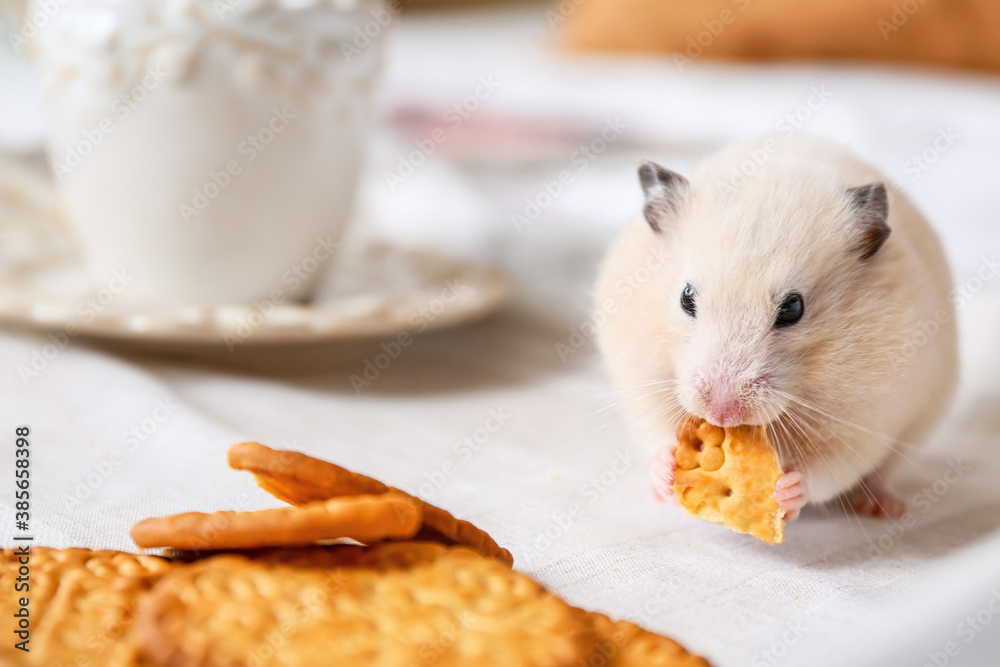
595,135,958,521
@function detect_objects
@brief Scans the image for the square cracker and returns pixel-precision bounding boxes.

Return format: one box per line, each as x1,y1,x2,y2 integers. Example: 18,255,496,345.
673,417,785,545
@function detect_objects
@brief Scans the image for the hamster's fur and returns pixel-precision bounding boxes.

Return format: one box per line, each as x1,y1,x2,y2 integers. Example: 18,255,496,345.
596,135,958,519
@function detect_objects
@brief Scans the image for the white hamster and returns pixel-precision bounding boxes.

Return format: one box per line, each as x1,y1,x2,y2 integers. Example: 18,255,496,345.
595,135,958,521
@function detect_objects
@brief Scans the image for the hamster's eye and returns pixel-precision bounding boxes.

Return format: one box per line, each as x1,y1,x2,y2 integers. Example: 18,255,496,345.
775,292,804,327
680,283,697,317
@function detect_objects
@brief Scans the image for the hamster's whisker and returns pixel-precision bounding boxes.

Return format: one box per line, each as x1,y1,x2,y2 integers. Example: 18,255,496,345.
774,417,849,516
784,405,907,521
766,421,796,473
567,380,682,404
782,410,872,504
769,417,860,532
588,391,685,448
575,386,675,400
779,408,829,468
784,403,878,481
597,384,684,410
633,402,689,441
773,411,815,469
776,390,935,480
778,391,896,439
589,401,631,416
633,402,685,433
542,393,647,442
779,412,874,540
608,379,683,393
774,418,861,531
578,383,681,422
785,424,814,474
566,400,637,434
623,388,684,404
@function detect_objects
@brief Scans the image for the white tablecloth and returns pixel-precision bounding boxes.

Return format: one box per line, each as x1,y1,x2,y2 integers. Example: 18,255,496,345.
3,7,1000,667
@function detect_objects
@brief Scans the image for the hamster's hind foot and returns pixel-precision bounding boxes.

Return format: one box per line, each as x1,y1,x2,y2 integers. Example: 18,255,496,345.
774,470,808,522
849,473,907,519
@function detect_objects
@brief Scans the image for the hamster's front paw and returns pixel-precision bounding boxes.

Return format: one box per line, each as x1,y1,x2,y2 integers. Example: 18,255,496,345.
651,446,678,504
774,470,808,522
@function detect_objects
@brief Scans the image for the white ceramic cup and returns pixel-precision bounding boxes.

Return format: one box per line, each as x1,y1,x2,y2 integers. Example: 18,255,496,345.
33,0,383,304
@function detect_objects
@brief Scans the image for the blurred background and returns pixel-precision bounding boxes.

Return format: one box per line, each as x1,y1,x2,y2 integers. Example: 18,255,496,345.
2,1,1000,665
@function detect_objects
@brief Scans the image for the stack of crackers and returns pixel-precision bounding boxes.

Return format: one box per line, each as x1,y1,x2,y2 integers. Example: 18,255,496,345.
1,443,711,666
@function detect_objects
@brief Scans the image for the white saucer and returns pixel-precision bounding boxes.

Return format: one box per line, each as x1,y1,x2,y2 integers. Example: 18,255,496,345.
0,157,508,346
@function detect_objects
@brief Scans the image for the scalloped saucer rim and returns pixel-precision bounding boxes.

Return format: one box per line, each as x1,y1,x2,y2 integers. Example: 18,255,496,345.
0,238,510,346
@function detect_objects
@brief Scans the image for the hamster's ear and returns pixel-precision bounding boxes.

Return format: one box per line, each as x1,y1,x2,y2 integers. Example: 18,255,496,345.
638,161,688,233
847,182,891,260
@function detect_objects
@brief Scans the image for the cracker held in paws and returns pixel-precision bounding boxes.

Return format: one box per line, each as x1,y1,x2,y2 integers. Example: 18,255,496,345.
673,416,785,545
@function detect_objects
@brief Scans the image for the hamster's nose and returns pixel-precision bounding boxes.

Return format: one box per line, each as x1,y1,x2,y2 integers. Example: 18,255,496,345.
703,390,745,428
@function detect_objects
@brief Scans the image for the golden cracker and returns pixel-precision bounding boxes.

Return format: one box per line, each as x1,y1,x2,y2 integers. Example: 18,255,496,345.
137,541,592,667
228,441,514,566
131,492,421,551
674,417,785,545
227,441,389,502
1,548,172,666
585,612,712,667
